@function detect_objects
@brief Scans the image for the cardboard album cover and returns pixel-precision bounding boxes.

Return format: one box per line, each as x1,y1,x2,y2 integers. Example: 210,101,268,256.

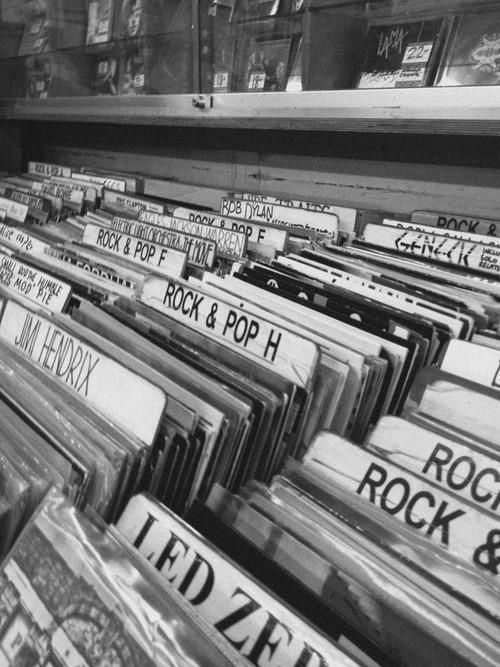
436,11,500,86
356,18,448,89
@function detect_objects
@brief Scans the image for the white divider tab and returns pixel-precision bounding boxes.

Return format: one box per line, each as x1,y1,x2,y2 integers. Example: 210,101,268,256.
117,494,355,667
0,253,71,312
441,340,500,392
0,299,166,445
28,161,72,179
172,206,288,252
0,223,50,254
306,433,500,579
382,219,500,248
83,223,186,278
363,223,500,276
411,211,500,238
110,216,216,269
138,210,247,259
141,275,318,388
220,197,339,239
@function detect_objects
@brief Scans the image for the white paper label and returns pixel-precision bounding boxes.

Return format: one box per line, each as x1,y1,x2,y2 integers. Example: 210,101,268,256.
306,433,500,579
248,72,266,90
232,194,357,234
110,217,216,268
220,198,339,239
441,340,500,392
31,181,84,208
138,211,247,258
363,223,500,276
172,207,288,252
0,253,71,312
103,189,164,214
0,224,50,254
411,211,500,238
0,300,166,445
83,223,186,278
141,275,318,388
75,172,127,193
369,416,500,517
0,195,29,223
213,71,229,91
28,161,71,179
382,219,500,247
117,495,356,667
402,42,433,65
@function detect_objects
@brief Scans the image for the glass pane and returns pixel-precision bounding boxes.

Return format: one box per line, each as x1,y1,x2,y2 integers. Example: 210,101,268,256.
202,0,500,92
0,0,500,99
0,0,195,97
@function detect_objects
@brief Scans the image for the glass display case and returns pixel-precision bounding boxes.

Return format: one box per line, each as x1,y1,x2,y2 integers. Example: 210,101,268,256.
1,0,500,132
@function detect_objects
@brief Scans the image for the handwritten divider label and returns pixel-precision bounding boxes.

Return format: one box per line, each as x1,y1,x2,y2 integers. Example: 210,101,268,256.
0,253,71,312
232,194,357,235
82,223,187,278
220,197,339,239
31,181,84,211
140,275,318,388
0,224,51,255
172,206,288,252
0,300,166,445
362,223,500,275
28,161,72,179
46,177,97,208
0,196,29,224
411,211,500,238
138,210,247,259
73,172,127,193
116,494,354,667
440,340,500,392
4,188,50,214
368,416,500,516
382,218,500,248
305,433,500,579
102,189,164,215
109,216,216,269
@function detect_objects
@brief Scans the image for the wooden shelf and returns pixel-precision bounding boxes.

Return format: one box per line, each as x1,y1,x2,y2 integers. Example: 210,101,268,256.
1,86,500,134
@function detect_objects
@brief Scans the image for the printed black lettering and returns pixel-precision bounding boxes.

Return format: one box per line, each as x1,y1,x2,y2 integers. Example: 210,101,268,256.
223,309,237,336
154,532,189,582
405,491,435,529
66,345,83,389
356,462,387,502
14,314,39,357
246,612,292,665
263,328,282,362
380,477,410,515
422,444,453,481
293,644,328,667
214,588,260,652
182,290,193,315
447,456,476,491
76,354,100,397
190,293,204,321
163,281,176,306
426,501,466,546
178,552,215,606
471,468,500,505
133,512,159,548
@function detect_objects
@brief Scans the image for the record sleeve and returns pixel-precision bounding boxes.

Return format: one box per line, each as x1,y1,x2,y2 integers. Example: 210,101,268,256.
356,18,449,89
0,488,244,667
437,11,500,87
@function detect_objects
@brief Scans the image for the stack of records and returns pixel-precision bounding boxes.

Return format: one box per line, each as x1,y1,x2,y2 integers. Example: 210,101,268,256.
0,156,498,664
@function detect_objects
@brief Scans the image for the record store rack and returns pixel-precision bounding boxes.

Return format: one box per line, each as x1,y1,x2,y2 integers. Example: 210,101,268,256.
0,0,497,666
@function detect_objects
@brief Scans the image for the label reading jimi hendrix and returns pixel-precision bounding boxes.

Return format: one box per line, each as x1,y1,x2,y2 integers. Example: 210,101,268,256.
0,300,166,445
